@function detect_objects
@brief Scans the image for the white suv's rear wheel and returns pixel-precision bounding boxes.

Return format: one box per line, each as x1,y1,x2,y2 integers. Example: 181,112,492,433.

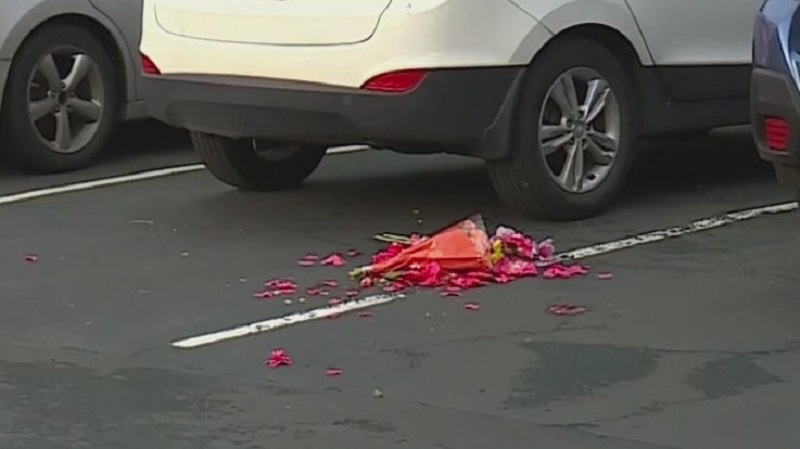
191,132,327,190
487,37,637,221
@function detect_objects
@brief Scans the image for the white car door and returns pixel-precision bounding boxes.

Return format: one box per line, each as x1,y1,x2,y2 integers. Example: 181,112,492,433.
625,0,763,65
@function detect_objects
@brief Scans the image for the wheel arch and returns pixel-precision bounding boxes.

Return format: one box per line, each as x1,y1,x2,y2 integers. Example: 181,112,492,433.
0,1,133,118
511,0,654,67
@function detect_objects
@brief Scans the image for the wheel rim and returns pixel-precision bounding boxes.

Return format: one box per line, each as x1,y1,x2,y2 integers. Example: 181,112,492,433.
538,67,621,194
26,46,105,154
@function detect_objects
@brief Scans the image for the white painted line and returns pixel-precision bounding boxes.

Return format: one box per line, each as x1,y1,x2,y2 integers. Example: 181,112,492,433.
0,146,369,207
0,164,206,206
556,201,798,261
171,200,799,350
172,293,403,349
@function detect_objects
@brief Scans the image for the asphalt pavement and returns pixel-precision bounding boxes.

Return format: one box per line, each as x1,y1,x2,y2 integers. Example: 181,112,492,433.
0,122,799,449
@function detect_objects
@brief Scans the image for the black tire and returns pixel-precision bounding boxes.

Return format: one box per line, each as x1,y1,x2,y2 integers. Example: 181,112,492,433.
191,132,327,190
0,24,119,173
487,37,638,221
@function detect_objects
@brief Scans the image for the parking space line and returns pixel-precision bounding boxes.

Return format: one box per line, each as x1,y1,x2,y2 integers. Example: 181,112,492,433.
0,164,206,206
0,146,368,207
171,200,799,350
557,201,798,261
172,294,404,349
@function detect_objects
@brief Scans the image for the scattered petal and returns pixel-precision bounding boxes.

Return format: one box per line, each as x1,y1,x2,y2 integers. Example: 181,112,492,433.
347,249,361,257
464,302,481,311
544,263,589,279
306,287,323,296
359,277,375,289
326,368,343,377
547,304,587,317
440,290,462,297
597,272,613,280
24,254,38,263
357,310,373,318
328,298,342,306
382,282,407,293
322,280,339,287
253,291,275,299
297,260,316,267
265,349,293,368
321,254,346,267
345,289,359,298
303,253,320,260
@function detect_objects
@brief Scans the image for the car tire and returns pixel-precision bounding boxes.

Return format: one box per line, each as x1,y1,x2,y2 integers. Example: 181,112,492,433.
191,132,327,190
487,37,638,221
0,24,119,173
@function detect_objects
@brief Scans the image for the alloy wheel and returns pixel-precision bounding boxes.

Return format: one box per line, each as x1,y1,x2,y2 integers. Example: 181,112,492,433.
538,67,621,193
26,47,105,154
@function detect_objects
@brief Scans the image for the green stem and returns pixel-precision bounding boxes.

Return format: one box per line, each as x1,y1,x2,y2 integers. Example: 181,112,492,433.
349,266,371,279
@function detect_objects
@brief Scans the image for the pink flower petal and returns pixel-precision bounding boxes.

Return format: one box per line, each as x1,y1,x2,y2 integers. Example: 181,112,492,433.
265,348,293,368
359,277,375,289
321,254,346,267
382,282,407,293
297,260,316,267
326,368,343,377
347,249,361,257
328,298,342,306
440,290,462,297
303,253,320,260
253,290,275,299
345,289,359,298
306,287,323,296
596,272,613,280
24,254,38,263
322,280,339,287
464,302,481,311
357,310,373,318
547,304,587,317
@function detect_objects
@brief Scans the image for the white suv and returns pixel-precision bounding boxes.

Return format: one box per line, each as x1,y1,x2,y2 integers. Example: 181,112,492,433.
140,0,761,220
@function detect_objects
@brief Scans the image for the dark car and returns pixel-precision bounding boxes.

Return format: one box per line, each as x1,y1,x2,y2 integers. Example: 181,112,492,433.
751,0,800,193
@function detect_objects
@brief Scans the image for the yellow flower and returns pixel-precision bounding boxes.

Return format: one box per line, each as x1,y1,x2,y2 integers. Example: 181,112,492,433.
491,240,505,264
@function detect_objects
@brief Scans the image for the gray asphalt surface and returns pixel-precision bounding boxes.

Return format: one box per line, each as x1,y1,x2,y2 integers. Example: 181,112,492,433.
0,123,798,449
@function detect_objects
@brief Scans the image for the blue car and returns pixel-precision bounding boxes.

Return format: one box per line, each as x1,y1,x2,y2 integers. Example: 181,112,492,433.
752,0,800,190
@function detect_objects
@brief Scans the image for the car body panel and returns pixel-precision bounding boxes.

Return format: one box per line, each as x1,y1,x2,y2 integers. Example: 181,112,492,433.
753,0,798,77
88,0,145,103
626,0,763,65
141,0,541,88
0,0,142,118
153,0,393,46
511,0,653,65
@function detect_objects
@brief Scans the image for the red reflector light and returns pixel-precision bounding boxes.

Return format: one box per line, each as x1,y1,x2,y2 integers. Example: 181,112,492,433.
361,69,428,93
141,53,161,75
765,117,790,151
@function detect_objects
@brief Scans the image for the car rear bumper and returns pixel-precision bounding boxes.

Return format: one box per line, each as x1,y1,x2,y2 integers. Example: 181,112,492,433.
143,66,524,157
751,67,800,186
